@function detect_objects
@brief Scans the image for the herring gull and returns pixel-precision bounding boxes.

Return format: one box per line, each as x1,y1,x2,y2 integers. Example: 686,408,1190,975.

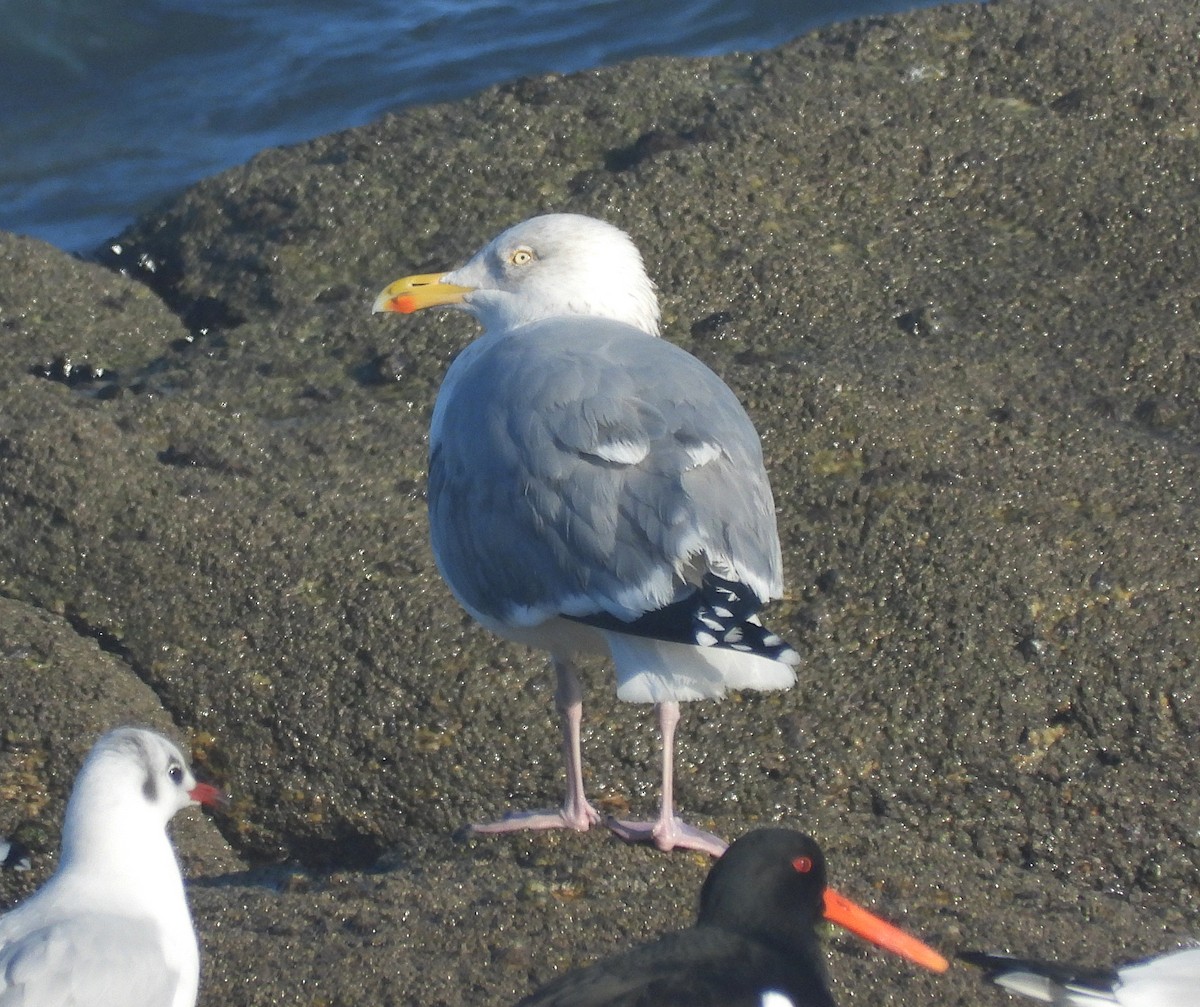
372,213,799,855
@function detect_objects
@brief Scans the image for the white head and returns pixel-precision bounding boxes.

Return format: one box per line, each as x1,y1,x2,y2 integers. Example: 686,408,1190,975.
61,727,221,858
373,213,661,337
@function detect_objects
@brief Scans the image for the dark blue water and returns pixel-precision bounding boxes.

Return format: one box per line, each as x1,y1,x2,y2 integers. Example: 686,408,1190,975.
0,0,943,253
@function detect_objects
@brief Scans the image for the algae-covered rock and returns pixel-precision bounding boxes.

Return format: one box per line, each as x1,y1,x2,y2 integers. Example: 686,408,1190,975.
0,2,1197,1004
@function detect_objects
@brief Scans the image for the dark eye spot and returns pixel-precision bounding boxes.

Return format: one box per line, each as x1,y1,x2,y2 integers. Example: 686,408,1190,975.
791,856,813,873
168,764,184,784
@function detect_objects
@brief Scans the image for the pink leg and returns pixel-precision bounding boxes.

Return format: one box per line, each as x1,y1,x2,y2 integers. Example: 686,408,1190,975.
472,658,602,835
606,701,729,856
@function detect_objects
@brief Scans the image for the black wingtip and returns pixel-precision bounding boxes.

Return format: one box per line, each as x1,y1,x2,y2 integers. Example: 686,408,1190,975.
957,950,1119,993
0,837,32,871
568,574,799,662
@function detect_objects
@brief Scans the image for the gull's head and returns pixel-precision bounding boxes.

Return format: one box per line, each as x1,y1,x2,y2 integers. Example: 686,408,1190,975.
372,213,661,337
65,727,225,838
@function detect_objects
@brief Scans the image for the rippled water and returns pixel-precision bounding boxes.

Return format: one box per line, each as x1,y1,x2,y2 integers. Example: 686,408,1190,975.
0,0,946,252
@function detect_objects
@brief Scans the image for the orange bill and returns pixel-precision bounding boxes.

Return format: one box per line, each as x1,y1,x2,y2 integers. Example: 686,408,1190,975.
372,272,473,314
823,887,949,973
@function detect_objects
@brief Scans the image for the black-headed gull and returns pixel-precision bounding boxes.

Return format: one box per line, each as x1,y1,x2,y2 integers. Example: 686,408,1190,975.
959,946,1200,1007
514,828,948,1006
0,727,223,1007
373,214,799,856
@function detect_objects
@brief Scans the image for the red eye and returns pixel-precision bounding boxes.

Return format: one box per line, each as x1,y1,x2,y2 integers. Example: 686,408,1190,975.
791,856,813,873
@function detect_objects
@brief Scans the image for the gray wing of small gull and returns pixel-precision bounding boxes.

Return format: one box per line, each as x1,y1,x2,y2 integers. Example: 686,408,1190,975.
429,317,783,627
0,914,177,1007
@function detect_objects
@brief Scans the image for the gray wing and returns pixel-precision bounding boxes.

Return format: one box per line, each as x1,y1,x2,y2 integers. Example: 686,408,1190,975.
429,318,783,626
0,915,178,1007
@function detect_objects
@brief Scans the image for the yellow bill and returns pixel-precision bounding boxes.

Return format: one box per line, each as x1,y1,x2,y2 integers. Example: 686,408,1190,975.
372,272,474,314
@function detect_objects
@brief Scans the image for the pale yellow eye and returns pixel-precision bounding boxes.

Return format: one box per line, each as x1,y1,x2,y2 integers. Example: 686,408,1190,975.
510,247,534,266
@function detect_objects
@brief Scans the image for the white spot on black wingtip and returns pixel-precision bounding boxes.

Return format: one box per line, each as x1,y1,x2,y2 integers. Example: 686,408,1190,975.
0,838,32,871
682,576,797,661
565,574,797,662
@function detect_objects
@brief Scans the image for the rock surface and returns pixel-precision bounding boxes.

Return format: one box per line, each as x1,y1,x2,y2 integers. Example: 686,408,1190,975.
1,1,1197,1004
